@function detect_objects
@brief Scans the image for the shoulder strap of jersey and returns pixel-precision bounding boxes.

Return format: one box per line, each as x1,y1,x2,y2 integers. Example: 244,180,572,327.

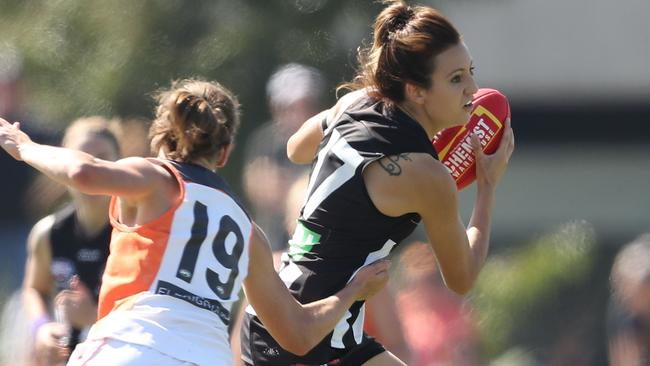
108,158,186,230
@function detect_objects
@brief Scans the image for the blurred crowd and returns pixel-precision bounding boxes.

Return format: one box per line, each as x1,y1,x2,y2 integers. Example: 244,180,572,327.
608,234,650,365
0,47,648,366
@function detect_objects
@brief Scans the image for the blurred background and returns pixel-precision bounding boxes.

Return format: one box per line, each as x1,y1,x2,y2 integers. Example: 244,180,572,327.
0,0,648,365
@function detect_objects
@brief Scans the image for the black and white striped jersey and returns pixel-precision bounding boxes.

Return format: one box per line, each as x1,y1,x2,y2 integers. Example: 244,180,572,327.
242,95,438,365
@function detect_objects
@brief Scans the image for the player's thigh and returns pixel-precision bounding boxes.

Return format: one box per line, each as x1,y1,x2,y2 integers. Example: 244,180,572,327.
362,350,407,366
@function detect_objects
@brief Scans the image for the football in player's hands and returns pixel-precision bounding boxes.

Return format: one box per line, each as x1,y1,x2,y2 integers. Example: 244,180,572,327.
432,88,510,190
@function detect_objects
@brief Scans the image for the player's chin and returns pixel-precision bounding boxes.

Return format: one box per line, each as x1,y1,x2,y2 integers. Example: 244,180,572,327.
450,111,471,127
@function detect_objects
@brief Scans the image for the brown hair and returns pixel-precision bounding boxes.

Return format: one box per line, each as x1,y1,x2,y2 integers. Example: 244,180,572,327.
62,116,121,155
340,1,460,103
150,79,240,163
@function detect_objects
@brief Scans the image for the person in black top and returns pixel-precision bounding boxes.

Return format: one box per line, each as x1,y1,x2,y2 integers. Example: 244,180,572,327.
21,117,121,365
241,1,514,365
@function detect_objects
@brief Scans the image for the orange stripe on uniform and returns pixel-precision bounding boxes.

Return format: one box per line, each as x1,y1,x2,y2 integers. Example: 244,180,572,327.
97,159,185,320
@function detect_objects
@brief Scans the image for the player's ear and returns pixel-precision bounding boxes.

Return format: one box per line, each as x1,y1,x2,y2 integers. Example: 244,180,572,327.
404,83,426,105
215,144,232,168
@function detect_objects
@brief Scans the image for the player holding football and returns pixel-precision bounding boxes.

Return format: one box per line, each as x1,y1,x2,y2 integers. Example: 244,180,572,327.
0,78,390,366
241,1,514,365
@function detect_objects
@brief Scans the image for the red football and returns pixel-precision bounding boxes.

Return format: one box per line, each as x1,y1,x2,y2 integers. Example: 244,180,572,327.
432,88,510,190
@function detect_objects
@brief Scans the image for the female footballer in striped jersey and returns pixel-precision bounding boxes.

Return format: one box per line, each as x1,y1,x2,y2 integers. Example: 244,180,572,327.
0,79,390,366
242,1,514,365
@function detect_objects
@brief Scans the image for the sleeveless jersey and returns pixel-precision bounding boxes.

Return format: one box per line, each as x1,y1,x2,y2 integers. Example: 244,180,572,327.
50,204,111,350
87,159,253,366
50,204,111,297
243,96,438,365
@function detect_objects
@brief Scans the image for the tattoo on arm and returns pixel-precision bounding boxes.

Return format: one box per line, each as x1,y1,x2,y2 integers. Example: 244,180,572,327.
378,153,412,176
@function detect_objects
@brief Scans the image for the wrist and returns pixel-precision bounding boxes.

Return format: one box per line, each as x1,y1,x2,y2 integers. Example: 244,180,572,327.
476,183,497,205
30,314,52,339
17,139,34,152
17,140,37,162
341,280,363,302
476,180,497,194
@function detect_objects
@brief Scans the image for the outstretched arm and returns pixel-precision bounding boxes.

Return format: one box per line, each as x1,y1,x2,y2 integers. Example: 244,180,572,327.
242,224,389,355
0,117,169,199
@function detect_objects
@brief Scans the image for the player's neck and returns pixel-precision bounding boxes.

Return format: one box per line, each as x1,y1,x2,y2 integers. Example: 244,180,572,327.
74,198,110,236
395,102,441,140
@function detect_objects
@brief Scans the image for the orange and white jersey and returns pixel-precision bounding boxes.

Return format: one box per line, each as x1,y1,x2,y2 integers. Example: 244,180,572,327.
86,159,252,366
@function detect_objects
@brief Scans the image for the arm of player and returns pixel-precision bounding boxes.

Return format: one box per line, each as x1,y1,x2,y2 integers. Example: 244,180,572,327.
21,215,71,363
287,89,368,164
419,121,513,294
417,165,479,295
286,109,328,164
0,118,169,199
463,118,514,281
243,224,389,355
22,215,56,321
364,153,480,295
362,119,512,295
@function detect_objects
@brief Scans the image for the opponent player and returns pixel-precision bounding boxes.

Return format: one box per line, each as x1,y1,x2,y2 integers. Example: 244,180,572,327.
22,117,120,365
0,78,389,366
241,1,514,365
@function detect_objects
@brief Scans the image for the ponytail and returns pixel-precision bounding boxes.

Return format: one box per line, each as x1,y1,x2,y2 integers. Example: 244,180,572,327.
150,79,240,162
339,1,460,103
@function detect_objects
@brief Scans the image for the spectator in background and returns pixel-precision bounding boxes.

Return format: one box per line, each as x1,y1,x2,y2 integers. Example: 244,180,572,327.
0,45,23,120
22,117,121,366
230,64,327,362
0,44,56,222
363,281,413,364
23,117,152,218
242,63,326,266
395,241,478,366
607,233,650,366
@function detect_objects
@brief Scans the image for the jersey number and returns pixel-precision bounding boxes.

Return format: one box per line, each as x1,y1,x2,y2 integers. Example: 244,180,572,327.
302,129,364,218
175,201,244,300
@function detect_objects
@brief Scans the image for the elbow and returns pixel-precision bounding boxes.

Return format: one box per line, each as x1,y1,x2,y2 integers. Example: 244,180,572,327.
444,274,475,296
274,320,320,356
277,337,314,356
286,138,301,164
67,162,98,192
447,281,473,296
286,151,299,164
286,136,311,165
21,286,37,303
